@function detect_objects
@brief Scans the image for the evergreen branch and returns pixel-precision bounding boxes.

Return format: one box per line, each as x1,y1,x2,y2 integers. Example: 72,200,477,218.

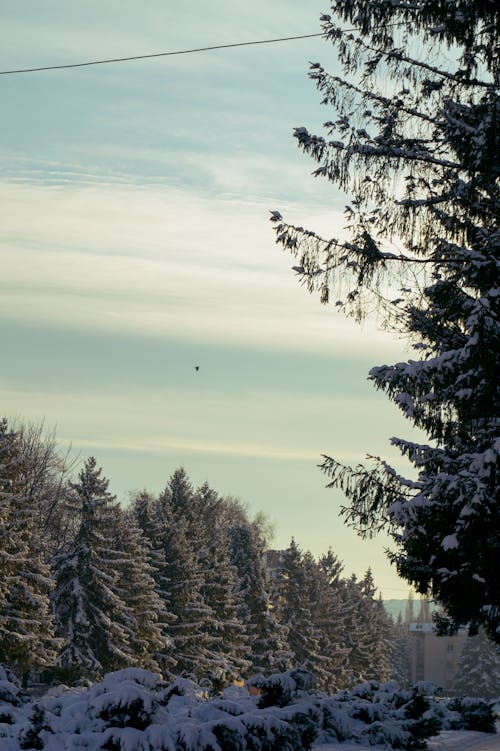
310,67,439,127
319,454,411,538
271,214,475,268
323,20,496,88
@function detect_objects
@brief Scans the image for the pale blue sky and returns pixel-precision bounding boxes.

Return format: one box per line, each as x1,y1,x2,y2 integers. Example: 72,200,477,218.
1,1,417,596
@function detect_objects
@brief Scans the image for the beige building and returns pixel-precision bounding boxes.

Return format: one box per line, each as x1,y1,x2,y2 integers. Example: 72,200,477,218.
408,623,467,690
263,549,286,580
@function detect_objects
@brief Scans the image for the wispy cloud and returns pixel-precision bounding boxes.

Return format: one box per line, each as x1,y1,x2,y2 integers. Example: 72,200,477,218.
3,379,413,467
0,0,325,68
1,178,407,356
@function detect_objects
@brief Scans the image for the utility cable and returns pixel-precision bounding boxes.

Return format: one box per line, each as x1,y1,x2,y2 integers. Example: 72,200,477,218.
0,20,410,77
0,33,324,76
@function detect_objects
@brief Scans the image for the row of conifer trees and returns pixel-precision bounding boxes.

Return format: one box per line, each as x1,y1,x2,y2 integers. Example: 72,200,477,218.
1,418,402,692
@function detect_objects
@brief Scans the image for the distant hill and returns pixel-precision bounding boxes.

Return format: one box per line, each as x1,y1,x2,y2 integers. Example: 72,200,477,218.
384,599,407,622
384,598,437,623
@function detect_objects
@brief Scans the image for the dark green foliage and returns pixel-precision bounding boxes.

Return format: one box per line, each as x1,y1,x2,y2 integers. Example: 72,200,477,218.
330,681,445,749
238,717,312,751
112,511,171,673
155,469,252,689
272,541,395,691
157,471,224,687
194,483,251,684
0,417,451,699
130,490,178,677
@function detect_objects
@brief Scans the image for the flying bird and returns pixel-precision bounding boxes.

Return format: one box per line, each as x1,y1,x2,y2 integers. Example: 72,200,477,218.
194,365,200,371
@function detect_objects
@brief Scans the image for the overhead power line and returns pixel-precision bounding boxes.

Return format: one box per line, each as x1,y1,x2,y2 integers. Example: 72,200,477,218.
0,20,410,77
0,34,324,76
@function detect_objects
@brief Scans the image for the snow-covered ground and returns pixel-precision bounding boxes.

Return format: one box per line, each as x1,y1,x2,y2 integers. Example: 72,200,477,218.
427,730,500,750
315,729,499,750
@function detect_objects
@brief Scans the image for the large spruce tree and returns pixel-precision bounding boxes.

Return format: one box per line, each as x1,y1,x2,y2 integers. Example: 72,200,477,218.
52,457,132,679
339,574,376,685
131,489,177,676
193,483,251,685
229,523,291,677
317,550,351,689
158,469,230,689
276,539,333,689
452,627,500,700
112,510,173,672
272,1,499,640
358,569,392,682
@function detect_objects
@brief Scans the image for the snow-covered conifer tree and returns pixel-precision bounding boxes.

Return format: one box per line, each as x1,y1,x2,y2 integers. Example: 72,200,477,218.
359,569,392,682
52,457,132,680
271,1,499,641
131,489,177,676
0,419,58,682
229,524,290,676
276,540,332,688
390,613,413,688
339,575,375,686
193,483,251,686
300,550,342,691
158,469,226,688
316,550,351,689
112,510,173,672
453,627,500,700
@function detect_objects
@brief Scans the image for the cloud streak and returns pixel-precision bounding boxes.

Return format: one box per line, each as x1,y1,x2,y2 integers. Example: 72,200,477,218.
3,378,413,469
1,179,407,356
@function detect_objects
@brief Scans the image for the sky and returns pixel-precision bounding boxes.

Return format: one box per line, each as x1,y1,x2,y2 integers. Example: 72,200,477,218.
1,1,420,598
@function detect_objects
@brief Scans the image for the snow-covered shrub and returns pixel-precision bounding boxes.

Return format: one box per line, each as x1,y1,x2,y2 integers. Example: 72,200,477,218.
447,696,496,733
159,676,210,706
30,669,319,751
212,711,312,751
88,683,156,731
0,666,23,707
314,680,445,749
363,720,414,749
18,705,53,750
0,666,26,737
0,668,497,750
316,700,352,743
247,668,316,708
